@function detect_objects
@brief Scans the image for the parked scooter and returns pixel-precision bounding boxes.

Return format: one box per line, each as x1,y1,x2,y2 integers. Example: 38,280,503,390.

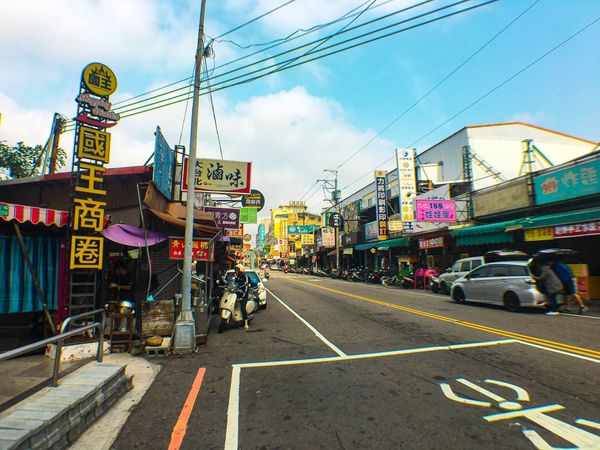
430,275,441,294
218,280,259,333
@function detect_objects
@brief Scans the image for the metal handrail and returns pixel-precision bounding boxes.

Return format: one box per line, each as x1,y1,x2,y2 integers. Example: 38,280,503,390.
0,309,106,387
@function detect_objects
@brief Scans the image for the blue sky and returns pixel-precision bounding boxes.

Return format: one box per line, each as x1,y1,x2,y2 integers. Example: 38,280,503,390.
1,0,599,228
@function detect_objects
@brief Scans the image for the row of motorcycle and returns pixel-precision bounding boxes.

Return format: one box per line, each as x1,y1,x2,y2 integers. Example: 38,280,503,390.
284,266,441,291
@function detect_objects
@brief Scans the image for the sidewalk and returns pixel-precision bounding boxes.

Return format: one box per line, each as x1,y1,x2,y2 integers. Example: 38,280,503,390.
1,353,160,450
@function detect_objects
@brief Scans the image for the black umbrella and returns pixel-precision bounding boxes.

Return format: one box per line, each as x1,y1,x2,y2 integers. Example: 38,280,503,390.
532,248,577,263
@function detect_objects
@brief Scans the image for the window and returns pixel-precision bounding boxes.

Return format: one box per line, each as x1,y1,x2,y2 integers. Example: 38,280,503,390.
451,262,461,272
487,265,510,277
459,261,472,272
471,259,483,270
508,265,529,277
469,266,491,279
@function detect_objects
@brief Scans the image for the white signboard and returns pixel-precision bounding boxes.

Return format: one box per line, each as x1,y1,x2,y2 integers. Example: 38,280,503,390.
396,148,416,233
322,228,335,247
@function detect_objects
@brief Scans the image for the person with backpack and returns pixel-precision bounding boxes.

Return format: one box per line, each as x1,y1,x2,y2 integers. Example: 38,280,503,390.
552,261,587,314
531,262,563,315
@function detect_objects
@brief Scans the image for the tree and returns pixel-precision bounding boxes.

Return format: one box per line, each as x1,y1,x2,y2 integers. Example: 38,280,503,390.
0,141,67,179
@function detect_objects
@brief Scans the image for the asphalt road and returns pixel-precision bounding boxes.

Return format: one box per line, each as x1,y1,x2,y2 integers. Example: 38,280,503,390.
112,272,600,450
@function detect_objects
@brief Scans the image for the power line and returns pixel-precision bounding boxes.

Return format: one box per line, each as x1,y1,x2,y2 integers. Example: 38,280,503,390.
335,0,541,170
204,58,225,159
212,0,297,41
341,13,600,191
63,0,443,130
64,0,488,131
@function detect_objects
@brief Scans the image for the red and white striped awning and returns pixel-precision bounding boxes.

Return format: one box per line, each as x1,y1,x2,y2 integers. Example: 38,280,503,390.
0,202,69,228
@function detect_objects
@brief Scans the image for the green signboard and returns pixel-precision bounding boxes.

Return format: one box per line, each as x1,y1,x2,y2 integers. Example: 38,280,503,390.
287,225,319,234
240,207,258,224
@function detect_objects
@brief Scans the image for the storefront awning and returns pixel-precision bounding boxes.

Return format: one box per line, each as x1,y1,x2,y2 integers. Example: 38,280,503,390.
376,237,409,249
0,202,69,228
451,218,520,246
355,242,378,251
101,223,168,247
451,219,522,237
148,208,221,234
520,208,600,229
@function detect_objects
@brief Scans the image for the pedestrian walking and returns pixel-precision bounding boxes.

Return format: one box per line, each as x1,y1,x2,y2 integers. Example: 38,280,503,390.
532,262,563,315
552,261,588,314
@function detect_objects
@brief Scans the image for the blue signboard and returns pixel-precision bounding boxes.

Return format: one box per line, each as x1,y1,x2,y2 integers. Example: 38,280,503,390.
534,159,600,205
287,225,319,234
153,126,175,200
374,171,388,240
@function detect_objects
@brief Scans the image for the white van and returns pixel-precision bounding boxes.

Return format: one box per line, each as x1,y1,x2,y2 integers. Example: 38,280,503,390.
438,257,485,294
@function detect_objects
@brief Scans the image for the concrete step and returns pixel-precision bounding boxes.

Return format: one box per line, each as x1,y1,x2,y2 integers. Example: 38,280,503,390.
0,363,132,450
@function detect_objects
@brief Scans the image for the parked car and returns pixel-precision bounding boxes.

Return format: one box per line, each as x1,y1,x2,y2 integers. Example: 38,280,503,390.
450,261,563,312
438,251,528,295
225,269,268,309
438,256,485,294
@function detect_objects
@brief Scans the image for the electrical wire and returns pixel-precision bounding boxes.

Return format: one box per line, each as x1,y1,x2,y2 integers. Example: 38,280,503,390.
62,0,445,131
341,13,600,191
336,0,541,171
204,58,225,159
62,0,488,132
211,0,379,50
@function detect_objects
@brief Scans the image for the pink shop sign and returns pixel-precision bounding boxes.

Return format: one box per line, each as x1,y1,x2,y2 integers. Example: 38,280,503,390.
415,200,456,222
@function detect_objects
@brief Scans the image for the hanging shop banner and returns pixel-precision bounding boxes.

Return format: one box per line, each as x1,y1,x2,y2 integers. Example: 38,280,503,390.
396,148,417,233
182,157,252,194
295,241,302,249
288,225,319,234
153,126,176,200
239,207,257,224
322,228,335,247
228,225,244,238
300,234,315,245
241,189,265,211
69,62,120,270
524,227,554,242
374,170,388,240
418,237,445,250
554,220,600,238
328,212,344,229
388,220,403,232
364,220,378,241
204,207,240,229
415,200,457,222
534,158,600,206
473,179,530,217
168,238,213,261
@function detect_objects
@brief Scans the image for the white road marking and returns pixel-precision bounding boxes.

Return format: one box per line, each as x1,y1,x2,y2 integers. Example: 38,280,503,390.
561,312,600,320
234,339,516,369
266,287,347,357
516,340,600,364
225,339,517,448
458,378,507,403
484,379,530,401
224,365,241,450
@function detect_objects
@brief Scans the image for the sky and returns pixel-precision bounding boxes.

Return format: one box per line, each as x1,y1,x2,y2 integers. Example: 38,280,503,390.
1,0,599,239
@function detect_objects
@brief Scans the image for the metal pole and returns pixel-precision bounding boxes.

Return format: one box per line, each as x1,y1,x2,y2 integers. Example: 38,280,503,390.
334,172,340,270
174,0,208,354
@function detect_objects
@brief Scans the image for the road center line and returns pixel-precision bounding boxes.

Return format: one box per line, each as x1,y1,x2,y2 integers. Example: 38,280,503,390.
266,287,347,357
283,278,600,361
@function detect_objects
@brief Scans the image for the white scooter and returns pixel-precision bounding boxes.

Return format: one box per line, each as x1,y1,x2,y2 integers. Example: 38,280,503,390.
218,280,258,333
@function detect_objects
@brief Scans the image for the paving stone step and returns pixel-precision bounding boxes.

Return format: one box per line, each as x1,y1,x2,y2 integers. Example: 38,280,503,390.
0,363,132,450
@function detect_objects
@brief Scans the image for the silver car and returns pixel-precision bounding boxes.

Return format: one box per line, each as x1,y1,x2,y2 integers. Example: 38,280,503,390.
450,261,558,312
438,256,485,294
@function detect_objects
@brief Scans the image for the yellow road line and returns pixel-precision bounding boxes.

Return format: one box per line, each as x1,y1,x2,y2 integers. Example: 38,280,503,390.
286,278,600,361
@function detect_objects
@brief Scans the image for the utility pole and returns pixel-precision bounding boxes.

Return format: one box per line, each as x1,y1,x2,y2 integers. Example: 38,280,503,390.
173,0,208,354
319,169,340,269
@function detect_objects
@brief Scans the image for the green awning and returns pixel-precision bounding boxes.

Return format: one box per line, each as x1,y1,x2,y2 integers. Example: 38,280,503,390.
355,242,378,251
451,219,523,237
455,232,514,247
376,237,409,249
520,208,600,229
